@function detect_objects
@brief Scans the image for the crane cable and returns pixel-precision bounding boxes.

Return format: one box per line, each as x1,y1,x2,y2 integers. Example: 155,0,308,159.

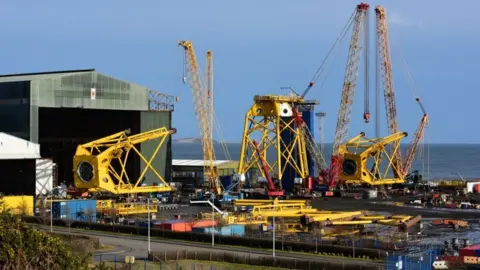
213,109,232,160
303,8,357,96
394,39,431,179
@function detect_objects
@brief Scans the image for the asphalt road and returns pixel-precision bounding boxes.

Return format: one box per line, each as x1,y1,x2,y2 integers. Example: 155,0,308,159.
34,225,384,268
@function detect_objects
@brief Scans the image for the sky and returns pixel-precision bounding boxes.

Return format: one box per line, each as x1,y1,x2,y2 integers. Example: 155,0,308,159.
0,1,478,144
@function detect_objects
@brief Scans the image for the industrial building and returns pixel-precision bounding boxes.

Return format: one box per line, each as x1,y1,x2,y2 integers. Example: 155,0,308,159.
0,69,175,195
172,159,238,194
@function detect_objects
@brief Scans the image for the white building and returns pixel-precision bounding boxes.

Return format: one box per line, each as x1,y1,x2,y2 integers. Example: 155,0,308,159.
0,132,54,196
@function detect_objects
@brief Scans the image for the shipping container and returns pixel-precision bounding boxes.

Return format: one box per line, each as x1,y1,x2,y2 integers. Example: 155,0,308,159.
159,220,192,232
475,184,480,193
460,244,480,257
192,224,246,237
193,219,217,228
52,199,96,222
1,195,34,216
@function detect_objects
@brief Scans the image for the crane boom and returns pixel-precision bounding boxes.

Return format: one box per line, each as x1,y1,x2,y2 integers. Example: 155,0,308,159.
375,6,403,173
402,98,428,175
330,3,370,186
73,127,176,194
332,3,370,154
293,108,327,174
178,41,221,195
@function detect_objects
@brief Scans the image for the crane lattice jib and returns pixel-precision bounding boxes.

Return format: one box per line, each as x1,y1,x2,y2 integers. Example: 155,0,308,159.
375,6,403,172
206,51,214,150
73,127,176,194
178,41,221,194
403,114,428,175
293,109,327,174
332,3,370,155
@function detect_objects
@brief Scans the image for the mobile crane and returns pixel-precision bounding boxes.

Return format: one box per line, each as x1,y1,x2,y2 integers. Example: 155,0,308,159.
316,3,428,188
178,41,240,203
178,40,222,197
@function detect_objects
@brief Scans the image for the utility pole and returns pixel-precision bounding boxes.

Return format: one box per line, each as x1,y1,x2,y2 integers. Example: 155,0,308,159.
315,112,327,153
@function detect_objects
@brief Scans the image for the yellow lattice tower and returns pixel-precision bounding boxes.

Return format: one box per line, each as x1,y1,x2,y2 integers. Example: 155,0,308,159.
237,95,309,188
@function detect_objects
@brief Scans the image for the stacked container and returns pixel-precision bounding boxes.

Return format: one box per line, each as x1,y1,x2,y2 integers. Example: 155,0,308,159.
192,224,246,237
157,220,192,232
460,244,480,257
52,199,96,222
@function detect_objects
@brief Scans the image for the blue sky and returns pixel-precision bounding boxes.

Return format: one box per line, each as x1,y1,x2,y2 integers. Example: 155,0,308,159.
0,0,477,143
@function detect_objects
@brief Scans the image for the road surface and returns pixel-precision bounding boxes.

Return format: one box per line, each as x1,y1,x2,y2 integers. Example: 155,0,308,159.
33,225,384,268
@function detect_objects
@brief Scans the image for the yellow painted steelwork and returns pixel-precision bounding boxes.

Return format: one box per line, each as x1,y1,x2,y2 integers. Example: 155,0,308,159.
96,200,113,212
234,199,307,206
306,211,363,222
0,195,34,216
237,95,309,187
338,132,408,185
250,202,310,217
73,127,175,194
330,220,372,225
101,203,157,215
178,41,221,195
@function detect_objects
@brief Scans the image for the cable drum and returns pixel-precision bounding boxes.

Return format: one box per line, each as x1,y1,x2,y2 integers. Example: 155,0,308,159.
77,161,95,182
342,159,357,176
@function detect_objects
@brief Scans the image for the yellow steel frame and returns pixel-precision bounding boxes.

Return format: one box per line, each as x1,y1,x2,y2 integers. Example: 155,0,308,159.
73,127,175,194
178,41,221,194
338,132,408,185
238,95,309,187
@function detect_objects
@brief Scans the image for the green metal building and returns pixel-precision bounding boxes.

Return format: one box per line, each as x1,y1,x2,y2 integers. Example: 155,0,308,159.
0,69,175,187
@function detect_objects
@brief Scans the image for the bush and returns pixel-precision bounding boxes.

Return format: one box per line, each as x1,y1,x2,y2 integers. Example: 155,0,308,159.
0,212,91,270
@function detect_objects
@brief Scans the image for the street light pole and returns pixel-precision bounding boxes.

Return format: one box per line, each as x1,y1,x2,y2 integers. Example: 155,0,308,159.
147,198,151,254
50,196,53,233
212,200,215,247
272,202,276,258
190,200,225,247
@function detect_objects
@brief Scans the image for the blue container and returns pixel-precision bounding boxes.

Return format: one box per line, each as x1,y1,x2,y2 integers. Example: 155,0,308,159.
52,200,96,222
224,224,245,236
192,224,246,237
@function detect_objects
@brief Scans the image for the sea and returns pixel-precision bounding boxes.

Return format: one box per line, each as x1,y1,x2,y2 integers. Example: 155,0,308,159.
172,143,480,180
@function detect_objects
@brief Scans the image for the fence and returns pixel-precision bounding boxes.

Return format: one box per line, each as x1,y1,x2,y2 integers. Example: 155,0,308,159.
94,250,384,270
23,216,387,260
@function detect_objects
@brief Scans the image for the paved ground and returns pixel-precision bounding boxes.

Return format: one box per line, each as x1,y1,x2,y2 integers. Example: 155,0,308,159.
312,197,480,218
34,225,384,268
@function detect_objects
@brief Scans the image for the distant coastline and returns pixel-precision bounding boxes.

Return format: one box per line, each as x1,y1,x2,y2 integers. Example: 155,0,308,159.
173,137,220,144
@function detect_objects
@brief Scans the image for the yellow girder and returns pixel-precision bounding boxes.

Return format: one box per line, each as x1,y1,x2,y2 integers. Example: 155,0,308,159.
237,95,309,188
307,211,363,222
339,131,408,185
73,127,175,194
233,199,307,206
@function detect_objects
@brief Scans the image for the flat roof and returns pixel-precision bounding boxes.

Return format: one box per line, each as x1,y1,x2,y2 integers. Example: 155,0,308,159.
0,68,95,78
0,133,40,159
172,159,236,167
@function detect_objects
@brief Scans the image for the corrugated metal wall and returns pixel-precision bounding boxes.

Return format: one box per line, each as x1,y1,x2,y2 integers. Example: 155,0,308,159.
30,72,148,111
0,81,31,140
140,111,172,184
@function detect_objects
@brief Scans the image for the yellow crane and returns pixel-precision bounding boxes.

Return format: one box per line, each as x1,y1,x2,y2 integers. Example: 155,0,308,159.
178,41,222,195
73,127,175,194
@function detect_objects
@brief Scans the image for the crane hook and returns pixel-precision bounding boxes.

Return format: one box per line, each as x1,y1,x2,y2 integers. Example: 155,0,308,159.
363,112,371,123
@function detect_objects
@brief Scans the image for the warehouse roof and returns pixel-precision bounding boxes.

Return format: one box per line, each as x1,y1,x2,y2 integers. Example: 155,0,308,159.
0,68,95,78
0,133,40,159
0,68,95,83
172,159,237,167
